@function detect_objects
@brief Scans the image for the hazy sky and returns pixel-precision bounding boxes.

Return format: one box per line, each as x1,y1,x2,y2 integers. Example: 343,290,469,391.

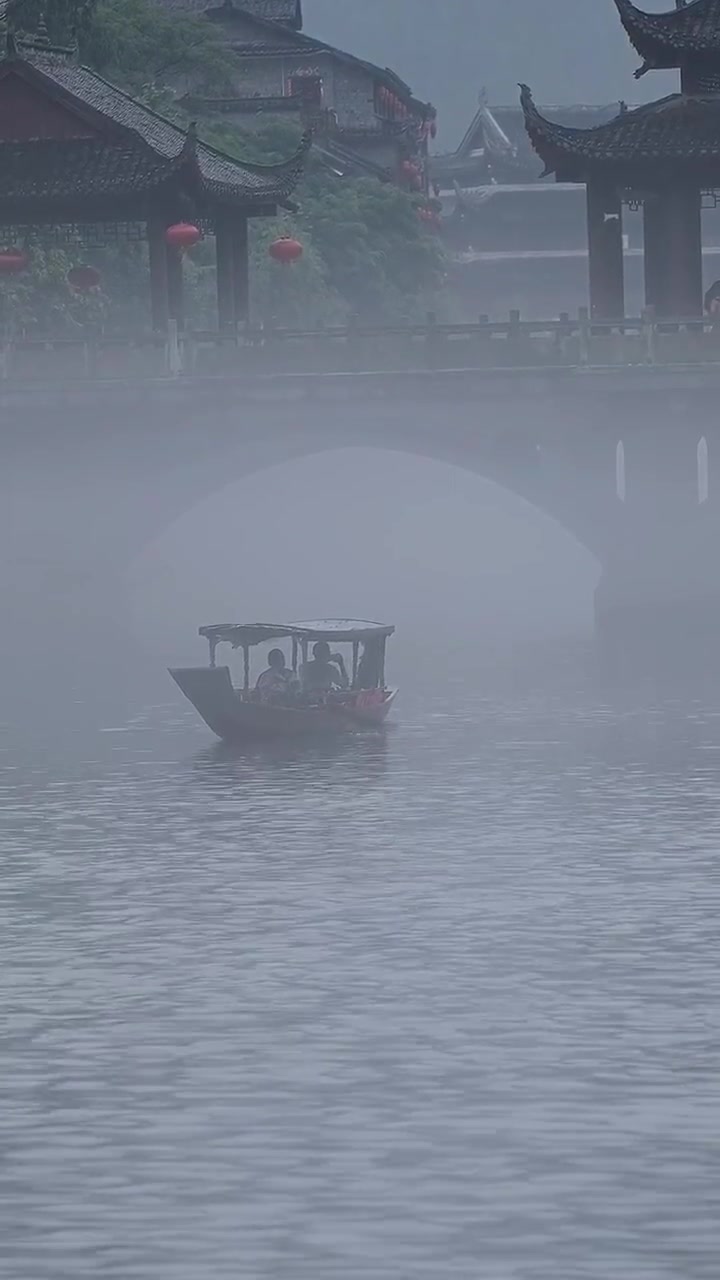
304,0,677,144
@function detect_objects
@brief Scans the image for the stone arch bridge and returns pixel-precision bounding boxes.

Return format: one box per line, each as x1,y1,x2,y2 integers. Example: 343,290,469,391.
3,363,720,668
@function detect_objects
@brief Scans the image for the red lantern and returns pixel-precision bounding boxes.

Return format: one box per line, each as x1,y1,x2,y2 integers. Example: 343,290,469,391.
67,265,101,293
0,247,28,274
269,236,303,265
165,222,201,252
430,120,438,139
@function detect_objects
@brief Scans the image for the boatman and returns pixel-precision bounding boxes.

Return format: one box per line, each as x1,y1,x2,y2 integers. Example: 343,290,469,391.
301,641,349,692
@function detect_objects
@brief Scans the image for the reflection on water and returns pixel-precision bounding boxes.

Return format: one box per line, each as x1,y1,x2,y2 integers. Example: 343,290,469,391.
2,670,720,1279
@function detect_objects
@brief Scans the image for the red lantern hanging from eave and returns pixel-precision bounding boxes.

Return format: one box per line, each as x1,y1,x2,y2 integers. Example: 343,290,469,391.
430,119,438,139
165,222,201,252
67,264,101,293
0,247,29,274
269,236,303,265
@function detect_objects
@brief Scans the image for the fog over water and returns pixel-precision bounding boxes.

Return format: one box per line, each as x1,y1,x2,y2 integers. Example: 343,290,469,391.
2,0,719,1273
3,427,720,1277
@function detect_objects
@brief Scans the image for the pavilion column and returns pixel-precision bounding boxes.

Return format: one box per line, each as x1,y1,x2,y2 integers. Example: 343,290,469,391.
166,243,185,331
643,192,666,313
215,212,236,331
586,178,625,320
643,187,702,318
664,185,702,318
147,215,169,332
231,215,249,325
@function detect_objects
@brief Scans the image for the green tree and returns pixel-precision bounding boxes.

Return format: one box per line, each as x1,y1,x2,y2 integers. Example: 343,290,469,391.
203,119,446,322
80,0,236,93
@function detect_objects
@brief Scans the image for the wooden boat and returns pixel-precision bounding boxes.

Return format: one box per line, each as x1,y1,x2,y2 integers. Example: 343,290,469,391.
170,619,397,742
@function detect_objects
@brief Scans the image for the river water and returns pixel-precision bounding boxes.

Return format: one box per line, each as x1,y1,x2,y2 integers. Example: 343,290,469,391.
2,653,720,1279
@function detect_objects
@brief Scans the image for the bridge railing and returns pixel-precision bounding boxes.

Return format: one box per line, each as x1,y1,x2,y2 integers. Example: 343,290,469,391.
2,308,720,382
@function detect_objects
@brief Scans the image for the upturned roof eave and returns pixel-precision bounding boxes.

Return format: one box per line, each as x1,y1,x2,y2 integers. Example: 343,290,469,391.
519,83,720,181
0,50,308,205
612,0,720,71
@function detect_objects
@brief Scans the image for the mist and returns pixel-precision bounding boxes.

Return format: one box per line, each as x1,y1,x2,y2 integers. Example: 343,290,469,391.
128,448,595,675
4,2,720,1278
304,0,675,143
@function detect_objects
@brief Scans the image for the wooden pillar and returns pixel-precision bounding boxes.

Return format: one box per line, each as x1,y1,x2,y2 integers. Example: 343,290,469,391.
231,216,249,325
147,216,169,331
215,213,236,331
644,187,702,318
643,193,666,312
586,179,625,320
166,243,184,331
665,185,702,318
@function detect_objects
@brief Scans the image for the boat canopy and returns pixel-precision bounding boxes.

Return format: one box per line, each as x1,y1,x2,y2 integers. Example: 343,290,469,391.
199,619,395,648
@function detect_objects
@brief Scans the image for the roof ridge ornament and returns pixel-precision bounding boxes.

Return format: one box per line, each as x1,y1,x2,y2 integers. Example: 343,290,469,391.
181,120,199,157
35,8,49,46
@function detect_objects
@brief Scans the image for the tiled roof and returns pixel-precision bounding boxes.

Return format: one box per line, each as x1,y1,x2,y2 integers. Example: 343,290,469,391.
0,138,171,201
613,0,720,73
0,50,308,207
239,0,301,26
227,40,309,55
520,83,720,177
154,0,302,28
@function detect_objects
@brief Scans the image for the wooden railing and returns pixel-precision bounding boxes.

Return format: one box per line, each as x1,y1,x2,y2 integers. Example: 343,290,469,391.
2,308,720,383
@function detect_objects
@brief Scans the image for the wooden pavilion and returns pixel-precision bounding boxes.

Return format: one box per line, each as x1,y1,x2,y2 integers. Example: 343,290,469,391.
0,27,308,330
521,0,720,320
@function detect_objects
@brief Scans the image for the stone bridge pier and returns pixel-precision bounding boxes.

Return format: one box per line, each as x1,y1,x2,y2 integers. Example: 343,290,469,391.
595,413,720,670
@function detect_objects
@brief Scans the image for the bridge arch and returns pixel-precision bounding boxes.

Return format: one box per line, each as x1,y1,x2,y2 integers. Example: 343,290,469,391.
126,445,601,657
110,398,620,566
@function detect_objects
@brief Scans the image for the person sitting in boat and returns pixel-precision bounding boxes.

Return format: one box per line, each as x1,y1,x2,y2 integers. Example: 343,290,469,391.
256,648,296,698
301,641,349,693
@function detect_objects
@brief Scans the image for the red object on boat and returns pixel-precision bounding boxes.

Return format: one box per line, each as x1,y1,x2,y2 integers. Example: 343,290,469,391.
0,248,29,274
165,222,201,251
269,236,303,265
67,264,101,292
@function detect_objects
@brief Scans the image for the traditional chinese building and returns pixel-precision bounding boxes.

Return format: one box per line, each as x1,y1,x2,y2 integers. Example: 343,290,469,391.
158,0,436,187
432,97,618,190
521,0,720,319
0,25,306,330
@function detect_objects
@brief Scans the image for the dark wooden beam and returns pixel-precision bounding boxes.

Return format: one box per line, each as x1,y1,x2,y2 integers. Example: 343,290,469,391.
231,216,250,325
166,243,185,331
665,185,702,318
147,215,169,332
215,212,236,331
643,187,702,318
586,180,625,320
643,193,665,313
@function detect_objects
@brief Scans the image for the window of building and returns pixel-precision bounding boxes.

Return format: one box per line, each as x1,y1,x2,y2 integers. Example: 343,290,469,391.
288,76,323,106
